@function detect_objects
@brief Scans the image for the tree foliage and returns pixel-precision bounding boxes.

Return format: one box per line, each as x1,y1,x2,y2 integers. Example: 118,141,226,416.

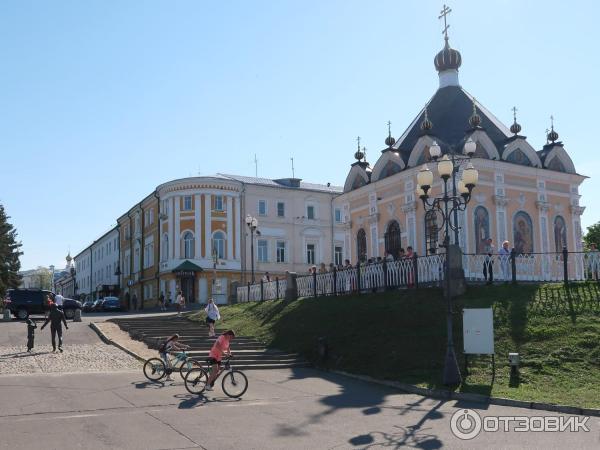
0,204,22,297
583,221,600,249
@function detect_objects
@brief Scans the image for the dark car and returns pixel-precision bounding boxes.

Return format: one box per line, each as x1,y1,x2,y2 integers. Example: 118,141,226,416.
4,289,81,320
82,300,95,312
101,297,122,312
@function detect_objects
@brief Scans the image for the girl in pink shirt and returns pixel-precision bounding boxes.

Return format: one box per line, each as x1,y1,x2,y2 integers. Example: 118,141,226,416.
206,330,235,390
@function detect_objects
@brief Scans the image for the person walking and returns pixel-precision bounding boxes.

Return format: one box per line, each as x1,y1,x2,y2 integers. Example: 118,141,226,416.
483,238,495,284
159,292,166,311
498,240,511,282
26,318,37,352
40,303,68,352
204,298,221,338
132,293,138,311
176,291,185,316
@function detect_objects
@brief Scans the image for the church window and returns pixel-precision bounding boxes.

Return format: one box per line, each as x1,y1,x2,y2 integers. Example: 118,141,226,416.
356,229,367,263
473,206,490,254
553,216,567,252
424,211,438,255
547,157,566,172
506,148,532,166
384,221,402,258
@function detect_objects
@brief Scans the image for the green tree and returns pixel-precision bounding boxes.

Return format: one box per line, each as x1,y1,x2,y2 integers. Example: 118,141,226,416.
583,221,600,249
0,203,22,298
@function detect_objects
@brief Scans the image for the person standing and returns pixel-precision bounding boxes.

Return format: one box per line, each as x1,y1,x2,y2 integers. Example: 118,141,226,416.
204,298,220,338
54,294,64,308
498,240,511,282
176,291,184,316
588,243,600,280
483,238,494,284
40,303,68,352
159,292,166,311
132,293,138,311
26,318,37,352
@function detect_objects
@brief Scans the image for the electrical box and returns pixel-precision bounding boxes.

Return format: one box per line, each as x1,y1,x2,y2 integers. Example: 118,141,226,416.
463,308,494,355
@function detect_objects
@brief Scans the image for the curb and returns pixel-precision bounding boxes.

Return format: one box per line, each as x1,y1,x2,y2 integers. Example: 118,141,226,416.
88,322,146,362
331,370,600,417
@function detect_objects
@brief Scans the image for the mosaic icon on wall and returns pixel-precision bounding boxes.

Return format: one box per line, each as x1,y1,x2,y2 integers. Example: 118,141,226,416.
513,211,534,255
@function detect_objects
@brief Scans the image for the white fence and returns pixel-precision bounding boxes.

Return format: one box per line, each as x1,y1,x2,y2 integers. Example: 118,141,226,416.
236,251,600,301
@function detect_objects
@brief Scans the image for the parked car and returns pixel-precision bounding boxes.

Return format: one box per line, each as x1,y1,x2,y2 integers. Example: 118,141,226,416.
82,299,95,312
101,297,122,312
90,299,104,312
4,289,81,320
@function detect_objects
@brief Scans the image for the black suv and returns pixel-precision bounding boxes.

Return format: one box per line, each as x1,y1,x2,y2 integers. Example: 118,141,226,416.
4,289,81,320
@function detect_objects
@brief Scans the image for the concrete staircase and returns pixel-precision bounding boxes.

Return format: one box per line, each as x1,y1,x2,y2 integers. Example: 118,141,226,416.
110,315,308,370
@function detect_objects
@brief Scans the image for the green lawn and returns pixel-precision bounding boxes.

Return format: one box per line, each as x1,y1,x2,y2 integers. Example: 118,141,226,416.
190,282,600,408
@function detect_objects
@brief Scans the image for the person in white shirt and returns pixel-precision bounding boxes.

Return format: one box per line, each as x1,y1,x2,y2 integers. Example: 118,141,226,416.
54,294,64,307
204,298,220,337
498,240,511,282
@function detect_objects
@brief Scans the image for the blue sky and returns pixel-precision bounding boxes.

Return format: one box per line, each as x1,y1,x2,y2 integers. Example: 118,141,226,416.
1,0,598,270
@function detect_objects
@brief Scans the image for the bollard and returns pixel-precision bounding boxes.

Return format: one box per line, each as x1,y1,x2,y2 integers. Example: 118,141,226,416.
74,308,82,322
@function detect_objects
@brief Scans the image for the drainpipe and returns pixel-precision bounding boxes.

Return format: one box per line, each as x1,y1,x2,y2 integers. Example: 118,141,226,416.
239,181,247,284
330,194,335,265
154,190,161,307
140,204,145,310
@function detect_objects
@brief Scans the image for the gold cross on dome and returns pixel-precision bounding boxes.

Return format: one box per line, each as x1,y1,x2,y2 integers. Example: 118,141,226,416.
439,4,452,42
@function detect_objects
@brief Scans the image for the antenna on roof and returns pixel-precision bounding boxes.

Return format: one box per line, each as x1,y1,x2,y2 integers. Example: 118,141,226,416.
254,154,258,177
290,157,295,178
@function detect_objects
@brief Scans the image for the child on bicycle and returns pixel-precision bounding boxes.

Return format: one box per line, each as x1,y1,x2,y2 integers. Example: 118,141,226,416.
205,330,235,390
158,334,190,381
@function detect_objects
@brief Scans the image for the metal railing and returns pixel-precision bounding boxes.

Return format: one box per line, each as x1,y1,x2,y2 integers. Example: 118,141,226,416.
237,277,288,302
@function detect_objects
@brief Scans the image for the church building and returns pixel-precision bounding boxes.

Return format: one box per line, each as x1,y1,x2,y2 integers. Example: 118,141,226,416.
336,18,586,263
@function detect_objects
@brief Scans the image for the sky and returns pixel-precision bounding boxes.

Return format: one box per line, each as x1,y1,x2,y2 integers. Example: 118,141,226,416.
1,0,598,270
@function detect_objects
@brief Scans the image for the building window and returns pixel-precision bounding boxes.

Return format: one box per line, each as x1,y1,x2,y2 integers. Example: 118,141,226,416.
213,231,225,259
554,216,567,252
306,244,315,265
334,208,342,223
277,202,285,217
258,200,267,216
214,195,224,211
425,210,438,255
384,220,401,258
276,241,286,263
357,229,367,262
183,231,194,259
183,196,193,211
162,200,169,216
135,216,140,234
307,205,315,220
144,242,154,268
257,239,268,262
334,246,343,266
161,234,169,262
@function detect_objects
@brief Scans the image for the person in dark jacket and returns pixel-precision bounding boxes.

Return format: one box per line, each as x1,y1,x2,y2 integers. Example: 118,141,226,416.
26,318,37,352
40,304,69,352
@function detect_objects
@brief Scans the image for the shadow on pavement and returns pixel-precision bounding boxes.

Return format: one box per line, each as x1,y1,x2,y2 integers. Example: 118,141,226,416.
133,380,168,390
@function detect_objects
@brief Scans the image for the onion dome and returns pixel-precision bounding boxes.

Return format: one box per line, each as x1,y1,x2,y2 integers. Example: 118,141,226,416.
420,107,433,132
510,106,522,135
66,252,72,263
434,41,462,72
469,101,481,128
354,136,364,161
385,121,396,147
547,115,559,143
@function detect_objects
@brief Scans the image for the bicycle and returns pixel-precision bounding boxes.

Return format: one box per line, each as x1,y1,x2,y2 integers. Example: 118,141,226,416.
143,351,204,382
183,355,248,398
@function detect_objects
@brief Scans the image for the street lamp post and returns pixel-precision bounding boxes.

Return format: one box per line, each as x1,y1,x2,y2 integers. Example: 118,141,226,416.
49,265,55,292
211,242,219,299
245,215,258,284
416,139,479,385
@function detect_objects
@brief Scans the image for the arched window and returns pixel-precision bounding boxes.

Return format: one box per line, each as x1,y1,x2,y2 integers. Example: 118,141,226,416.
352,176,367,190
513,211,534,255
425,211,438,255
547,157,566,172
473,206,490,254
553,216,567,252
380,161,402,179
356,229,367,263
182,231,194,259
506,148,532,166
213,231,226,259
161,234,169,262
384,220,401,257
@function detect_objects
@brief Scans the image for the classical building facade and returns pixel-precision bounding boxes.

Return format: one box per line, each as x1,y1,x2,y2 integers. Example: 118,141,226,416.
74,226,120,300
336,30,585,262
116,174,342,306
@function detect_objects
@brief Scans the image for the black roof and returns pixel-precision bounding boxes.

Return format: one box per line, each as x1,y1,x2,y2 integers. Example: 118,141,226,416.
394,85,512,163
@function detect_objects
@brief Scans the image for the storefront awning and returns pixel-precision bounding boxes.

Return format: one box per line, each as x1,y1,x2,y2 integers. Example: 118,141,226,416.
172,260,204,277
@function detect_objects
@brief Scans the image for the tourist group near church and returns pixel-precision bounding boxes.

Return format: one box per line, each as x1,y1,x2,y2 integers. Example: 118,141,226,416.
64,18,592,308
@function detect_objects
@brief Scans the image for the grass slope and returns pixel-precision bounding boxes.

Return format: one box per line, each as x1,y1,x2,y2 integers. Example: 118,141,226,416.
190,282,600,408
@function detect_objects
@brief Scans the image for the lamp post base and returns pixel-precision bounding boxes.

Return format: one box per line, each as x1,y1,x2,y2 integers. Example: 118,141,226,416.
443,345,462,386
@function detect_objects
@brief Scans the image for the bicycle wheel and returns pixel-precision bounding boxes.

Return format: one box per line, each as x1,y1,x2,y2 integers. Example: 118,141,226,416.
179,358,204,380
221,370,248,398
143,358,167,382
184,368,209,395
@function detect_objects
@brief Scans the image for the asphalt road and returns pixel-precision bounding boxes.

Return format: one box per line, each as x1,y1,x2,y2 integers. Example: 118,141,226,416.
0,367,598,450
0,318,101,348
